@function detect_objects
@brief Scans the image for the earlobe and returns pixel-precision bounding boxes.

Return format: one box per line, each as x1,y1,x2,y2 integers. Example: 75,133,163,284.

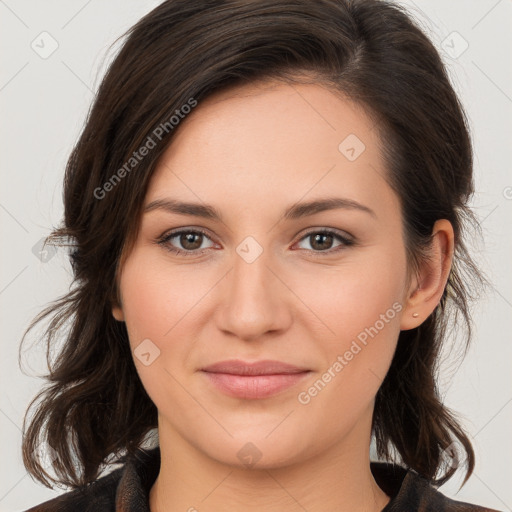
400,219,454,331
111,292,125,322
112,305,125,322
111,278,124,321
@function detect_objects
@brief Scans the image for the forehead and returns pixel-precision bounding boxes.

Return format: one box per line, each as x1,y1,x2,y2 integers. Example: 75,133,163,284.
164,79,381,158
145,80,397,222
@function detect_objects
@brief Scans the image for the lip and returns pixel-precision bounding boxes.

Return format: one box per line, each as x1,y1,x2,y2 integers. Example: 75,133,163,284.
201,359,311,399
202,359,309,375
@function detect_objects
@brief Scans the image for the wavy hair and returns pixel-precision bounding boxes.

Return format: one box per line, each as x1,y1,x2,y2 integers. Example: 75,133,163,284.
20,0,484,490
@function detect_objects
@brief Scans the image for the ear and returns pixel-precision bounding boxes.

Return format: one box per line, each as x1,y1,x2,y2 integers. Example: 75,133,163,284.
400,219,454,330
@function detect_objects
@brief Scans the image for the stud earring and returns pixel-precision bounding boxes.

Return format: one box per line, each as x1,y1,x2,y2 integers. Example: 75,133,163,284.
412,312,419,318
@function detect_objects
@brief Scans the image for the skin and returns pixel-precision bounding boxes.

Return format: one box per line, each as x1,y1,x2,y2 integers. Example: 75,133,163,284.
112,79,454,512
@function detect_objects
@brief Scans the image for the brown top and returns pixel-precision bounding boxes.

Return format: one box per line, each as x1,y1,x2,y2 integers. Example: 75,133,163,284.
24,446,501,512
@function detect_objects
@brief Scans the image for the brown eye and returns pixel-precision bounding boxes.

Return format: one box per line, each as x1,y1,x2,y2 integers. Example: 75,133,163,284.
309,233,334,251
180,232,204,250
158,229,215,255
296,229,354,254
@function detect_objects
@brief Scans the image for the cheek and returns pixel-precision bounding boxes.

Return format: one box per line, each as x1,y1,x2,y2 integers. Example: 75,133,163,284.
287,245,406,345
119,250,209,345
117,250,224,399
117,253,201,413
289,249,405,419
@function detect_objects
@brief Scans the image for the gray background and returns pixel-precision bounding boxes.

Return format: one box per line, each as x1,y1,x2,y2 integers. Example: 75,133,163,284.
1,1,511,510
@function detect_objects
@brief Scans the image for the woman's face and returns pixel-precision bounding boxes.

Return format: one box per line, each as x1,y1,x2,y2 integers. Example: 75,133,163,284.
113,80,413,468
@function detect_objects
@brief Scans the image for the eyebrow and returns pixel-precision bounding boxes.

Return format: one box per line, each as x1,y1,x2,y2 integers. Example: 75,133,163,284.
143,196,376,221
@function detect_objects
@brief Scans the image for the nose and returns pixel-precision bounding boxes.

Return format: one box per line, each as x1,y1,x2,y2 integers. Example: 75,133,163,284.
214,243,293,342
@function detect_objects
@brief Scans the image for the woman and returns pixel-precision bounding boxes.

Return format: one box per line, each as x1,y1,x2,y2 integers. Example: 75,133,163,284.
20,0,500,510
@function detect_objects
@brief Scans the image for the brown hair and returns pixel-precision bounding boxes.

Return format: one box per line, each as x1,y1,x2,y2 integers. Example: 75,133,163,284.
20,0,484,490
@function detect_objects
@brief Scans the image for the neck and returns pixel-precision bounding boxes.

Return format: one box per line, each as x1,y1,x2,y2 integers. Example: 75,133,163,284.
149,415,390,512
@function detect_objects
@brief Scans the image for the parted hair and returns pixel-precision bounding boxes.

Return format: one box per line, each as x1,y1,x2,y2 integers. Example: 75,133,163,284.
20,0,484,490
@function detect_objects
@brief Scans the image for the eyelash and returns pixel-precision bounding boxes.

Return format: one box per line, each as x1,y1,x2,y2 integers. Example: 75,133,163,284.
156,227,355,257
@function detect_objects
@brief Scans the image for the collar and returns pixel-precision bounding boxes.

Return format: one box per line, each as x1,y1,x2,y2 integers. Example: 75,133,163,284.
25,445,499,511
112,445,478,512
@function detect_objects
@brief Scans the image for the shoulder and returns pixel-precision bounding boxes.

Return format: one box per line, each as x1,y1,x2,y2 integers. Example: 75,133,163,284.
371,462,502,512
23,447,160,512
23,465,123,512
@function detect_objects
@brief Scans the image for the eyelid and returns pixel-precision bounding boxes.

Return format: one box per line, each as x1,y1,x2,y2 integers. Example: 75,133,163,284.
293,226,354,245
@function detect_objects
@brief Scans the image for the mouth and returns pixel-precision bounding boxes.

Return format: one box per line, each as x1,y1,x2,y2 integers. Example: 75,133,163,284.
200,359,312,399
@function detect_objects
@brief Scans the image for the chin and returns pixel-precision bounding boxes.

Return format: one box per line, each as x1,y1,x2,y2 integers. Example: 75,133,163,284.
196,429,315,470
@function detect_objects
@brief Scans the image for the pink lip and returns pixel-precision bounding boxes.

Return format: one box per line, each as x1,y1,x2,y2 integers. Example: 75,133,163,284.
201,359,311,399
